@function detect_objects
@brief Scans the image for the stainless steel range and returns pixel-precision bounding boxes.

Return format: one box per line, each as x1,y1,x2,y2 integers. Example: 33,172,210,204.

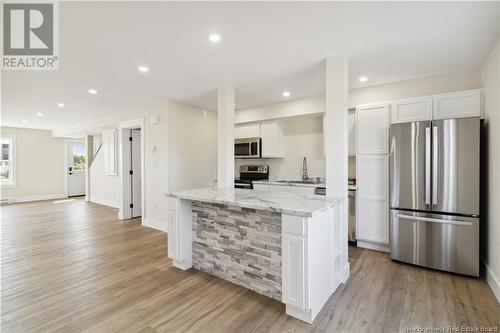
234,165,269,189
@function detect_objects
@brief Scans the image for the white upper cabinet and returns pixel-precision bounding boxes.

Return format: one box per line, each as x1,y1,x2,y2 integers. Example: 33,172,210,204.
389,89,482,124
391,96,432,124
356,103,390,155
348,109,357,155
234,123,261,139
102,129,117,175
260,121,284,158
433,90,481,120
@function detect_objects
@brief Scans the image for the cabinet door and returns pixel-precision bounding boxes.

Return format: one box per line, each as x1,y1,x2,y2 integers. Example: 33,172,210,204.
235,124,261,139
282,233,306,309
348,109,357,155
357,104,390,154
167,211,178,260
261,121,284,158
433,90,481,120
391,96,432,123
357,155,389,244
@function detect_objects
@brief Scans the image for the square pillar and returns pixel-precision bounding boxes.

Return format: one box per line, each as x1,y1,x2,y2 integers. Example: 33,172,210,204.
325,55,349,282
217,86,235,189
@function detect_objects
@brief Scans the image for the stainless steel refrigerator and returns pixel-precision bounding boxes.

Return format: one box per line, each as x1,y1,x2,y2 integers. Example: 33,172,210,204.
390,117,480,276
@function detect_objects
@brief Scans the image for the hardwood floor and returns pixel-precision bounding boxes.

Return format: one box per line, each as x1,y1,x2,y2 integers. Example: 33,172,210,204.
1,198,499,332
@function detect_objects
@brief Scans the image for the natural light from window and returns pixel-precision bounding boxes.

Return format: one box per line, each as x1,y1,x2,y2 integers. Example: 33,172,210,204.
1,137,14,186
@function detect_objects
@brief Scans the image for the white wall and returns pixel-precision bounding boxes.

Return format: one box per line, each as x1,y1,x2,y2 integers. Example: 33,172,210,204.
235,115,325,180
54,105,170,230
54,99,217,232
89,145,119,208
481,38,500,302
349,68,481,107
235,68,482,125
168,100,217,192
0,127,65,202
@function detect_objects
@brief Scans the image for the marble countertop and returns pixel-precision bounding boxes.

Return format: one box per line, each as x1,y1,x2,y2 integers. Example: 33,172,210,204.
253,180,326,188
166,187,343,217
253,180,357,191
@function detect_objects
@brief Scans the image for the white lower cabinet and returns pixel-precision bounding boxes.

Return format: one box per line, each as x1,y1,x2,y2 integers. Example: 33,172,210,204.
356,155,389,250
167,211,178,259
282,233,306,309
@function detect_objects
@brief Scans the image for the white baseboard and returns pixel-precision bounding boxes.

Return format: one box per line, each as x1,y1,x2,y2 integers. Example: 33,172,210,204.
357,240,390,253
89,196,119,208
483,258,500,304
13,194,67,203
341,262,350,283
143,217,167,232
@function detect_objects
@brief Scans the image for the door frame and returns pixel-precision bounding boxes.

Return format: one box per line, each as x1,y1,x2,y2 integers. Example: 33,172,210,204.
118,119,145,220
63,138,86,198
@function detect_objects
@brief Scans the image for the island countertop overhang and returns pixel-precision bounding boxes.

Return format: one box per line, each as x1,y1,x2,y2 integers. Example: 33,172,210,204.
166,187,342,217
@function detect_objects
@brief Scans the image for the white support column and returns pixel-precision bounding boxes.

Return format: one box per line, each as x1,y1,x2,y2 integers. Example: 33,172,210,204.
217,86,235,189
325,55,350,283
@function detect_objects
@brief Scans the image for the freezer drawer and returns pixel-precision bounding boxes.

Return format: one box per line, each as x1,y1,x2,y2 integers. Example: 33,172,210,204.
390,210,479,276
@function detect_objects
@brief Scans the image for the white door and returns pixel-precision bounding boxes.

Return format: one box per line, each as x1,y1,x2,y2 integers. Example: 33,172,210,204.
67,142,86,197
131,129,142,217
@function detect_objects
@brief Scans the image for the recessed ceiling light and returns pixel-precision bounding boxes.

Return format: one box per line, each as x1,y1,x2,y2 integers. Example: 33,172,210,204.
88,89,98,95
282,91,291,97
21,120,28,123
57,103,65,108
359,76,368,82
138,65,149,73
36,112,44,117
209,34,221,43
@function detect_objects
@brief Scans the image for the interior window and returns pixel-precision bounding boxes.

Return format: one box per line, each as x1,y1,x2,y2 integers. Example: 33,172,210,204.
1,137,14,185
72,144,86,170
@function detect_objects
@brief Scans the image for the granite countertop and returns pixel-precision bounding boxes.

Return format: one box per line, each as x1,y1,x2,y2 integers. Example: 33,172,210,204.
166,187,343,217
252,180,326,188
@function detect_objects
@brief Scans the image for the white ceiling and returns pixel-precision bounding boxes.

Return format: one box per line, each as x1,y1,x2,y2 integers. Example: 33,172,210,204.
2,1,499,131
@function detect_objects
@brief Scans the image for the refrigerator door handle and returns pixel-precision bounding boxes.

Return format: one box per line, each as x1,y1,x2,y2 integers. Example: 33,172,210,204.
432,126,438,205
397,214,473,226
425,127,431,205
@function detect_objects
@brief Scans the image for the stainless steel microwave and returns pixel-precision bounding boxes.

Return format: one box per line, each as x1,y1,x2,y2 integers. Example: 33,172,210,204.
235,137,261,158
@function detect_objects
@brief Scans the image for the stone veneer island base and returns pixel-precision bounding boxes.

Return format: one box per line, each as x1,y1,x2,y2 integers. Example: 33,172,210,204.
166,188,344,324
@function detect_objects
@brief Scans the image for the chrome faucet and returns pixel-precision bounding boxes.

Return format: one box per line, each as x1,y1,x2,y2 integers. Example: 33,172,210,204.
302,157,309,181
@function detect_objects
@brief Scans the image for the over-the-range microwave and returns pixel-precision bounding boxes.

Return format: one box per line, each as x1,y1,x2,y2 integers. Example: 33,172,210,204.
235,137,261,158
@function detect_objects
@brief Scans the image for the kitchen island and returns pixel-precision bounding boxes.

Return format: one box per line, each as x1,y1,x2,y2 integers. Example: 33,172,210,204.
166,187,344,324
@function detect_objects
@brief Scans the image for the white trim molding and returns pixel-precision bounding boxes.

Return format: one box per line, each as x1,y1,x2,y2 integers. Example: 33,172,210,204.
13,194,67,203
483,258,500,304
89,196,119,208
143,217,167,232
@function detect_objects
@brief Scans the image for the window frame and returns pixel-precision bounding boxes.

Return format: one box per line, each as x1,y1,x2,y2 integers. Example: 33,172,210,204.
0,135,16,188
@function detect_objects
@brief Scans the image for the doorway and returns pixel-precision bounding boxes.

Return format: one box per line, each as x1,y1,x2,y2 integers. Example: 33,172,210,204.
66,141,86,197
118,119,145,220
130,129,142,218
